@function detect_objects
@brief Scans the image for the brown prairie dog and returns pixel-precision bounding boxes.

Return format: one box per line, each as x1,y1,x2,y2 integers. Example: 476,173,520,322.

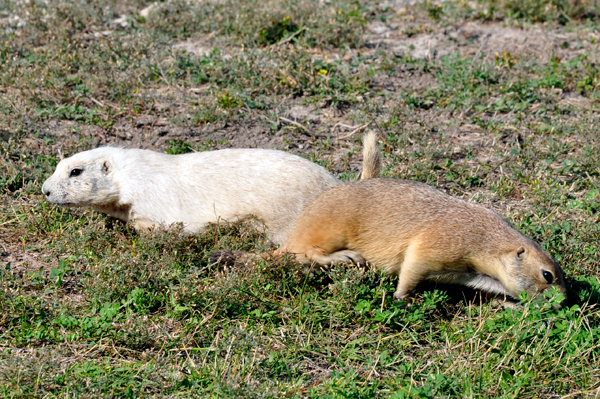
278,178,567,301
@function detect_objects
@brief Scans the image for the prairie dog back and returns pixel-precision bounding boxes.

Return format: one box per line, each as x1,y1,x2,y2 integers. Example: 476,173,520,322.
282,178,567,301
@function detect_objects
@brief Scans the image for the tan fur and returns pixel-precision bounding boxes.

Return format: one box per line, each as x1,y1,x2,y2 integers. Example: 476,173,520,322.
278,178,567,301
360,132,381,180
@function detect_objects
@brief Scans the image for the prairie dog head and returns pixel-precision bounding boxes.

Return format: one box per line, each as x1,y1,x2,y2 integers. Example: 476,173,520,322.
42,148,120,207
502,242,566,300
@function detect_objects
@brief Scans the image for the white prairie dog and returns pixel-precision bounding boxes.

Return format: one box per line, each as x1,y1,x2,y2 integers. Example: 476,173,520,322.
277,178,567,301
42,133,380,245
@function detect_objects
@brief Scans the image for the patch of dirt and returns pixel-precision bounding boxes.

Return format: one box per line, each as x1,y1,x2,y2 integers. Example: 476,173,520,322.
374,68,438,93
287,104,323,124
445,123,491,148
0,232,55,273
172,37,219,58
559,93,592,109
366,20,600,62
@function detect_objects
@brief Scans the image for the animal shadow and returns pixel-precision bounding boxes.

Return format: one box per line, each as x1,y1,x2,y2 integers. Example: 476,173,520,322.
564,276,600,308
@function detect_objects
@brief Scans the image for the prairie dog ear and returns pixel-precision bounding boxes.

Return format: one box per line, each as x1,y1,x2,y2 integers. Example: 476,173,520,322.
516,247,526,260
101,159,111,174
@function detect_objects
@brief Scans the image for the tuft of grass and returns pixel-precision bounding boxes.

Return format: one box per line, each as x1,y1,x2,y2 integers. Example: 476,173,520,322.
258,15,301,46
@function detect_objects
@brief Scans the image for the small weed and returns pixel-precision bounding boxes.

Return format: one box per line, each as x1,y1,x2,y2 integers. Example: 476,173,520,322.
495,51,518,69
428,2,445,21
216,90,242,109
165,139,195,155
259,16,300,46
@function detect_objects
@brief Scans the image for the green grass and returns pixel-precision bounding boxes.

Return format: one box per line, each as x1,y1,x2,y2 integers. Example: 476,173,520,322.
1,0,600,397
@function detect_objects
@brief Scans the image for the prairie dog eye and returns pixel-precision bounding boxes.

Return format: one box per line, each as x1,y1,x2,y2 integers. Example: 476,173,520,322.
542,270,554,284
70,168,83,177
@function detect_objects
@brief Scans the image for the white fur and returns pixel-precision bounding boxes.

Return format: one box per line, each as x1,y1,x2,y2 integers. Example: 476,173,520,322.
428,271,511,296
41,147,339,244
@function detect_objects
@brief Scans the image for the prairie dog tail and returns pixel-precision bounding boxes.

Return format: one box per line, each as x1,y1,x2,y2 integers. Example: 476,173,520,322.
360,131,381,180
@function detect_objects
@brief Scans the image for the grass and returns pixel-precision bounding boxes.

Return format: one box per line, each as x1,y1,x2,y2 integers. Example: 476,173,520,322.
423,0,600,25
1,0,600,397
